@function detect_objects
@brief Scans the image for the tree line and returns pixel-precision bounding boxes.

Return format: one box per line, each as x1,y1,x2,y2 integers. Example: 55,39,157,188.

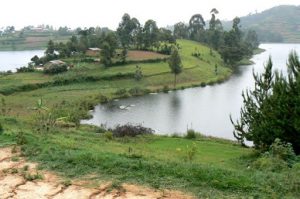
32,9,258,68
173,9,259,65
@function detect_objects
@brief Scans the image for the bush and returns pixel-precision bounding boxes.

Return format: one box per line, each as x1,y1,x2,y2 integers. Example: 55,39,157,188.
270,138,296,164
163,85,169,93
185,142,197,161
16,131,27,145
128,87,144,96
185,129,196,139
112,123,154,137
114,89,128,97
16,65,35,73
252,156,289,172
95,127,106,134
104,131,113,140
200,82,206,87
44,64,68,75
0,123,3,134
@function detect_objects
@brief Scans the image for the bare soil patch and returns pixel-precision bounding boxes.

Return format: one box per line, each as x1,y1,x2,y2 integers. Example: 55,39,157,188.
127,51,168,61
0,147,194,199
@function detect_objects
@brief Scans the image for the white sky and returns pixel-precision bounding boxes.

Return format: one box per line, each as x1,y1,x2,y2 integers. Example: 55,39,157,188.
1,0,299,30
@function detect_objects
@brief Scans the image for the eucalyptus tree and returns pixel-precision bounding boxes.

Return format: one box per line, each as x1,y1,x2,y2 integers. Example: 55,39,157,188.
117,13,139,48
208,8,223,49
188,14,206,40
143,19,159,49
173,22,189,39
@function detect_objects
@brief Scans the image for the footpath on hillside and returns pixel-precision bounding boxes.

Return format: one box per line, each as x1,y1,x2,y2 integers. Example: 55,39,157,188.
0,147,194,199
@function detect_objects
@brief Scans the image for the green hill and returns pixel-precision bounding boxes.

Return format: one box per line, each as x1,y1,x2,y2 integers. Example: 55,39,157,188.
223,5,300,43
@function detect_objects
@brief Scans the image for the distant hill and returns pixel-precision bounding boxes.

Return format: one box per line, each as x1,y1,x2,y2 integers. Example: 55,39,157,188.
223,5,300,43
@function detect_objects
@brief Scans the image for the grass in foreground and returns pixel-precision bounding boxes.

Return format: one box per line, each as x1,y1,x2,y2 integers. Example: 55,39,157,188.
0,120,299,198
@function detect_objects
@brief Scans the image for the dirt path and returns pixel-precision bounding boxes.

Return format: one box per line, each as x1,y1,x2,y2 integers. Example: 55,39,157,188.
0,147,194,199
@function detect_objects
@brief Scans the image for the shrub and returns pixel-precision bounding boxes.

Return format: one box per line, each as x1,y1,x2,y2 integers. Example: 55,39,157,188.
185,142,197,161
252,156,288,172
128,87,144,96
95,127,106,134
163,85,169,93
104,131,113,140
44,64,68,75
0,123,3,134
114,89,128,97
16,131,27,145
134,65,143,81
16,65,35,73
185,129,196,139
112,123,154,137
270,138,296,164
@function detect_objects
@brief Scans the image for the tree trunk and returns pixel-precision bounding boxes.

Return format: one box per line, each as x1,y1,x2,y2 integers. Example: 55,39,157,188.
174,74,177,88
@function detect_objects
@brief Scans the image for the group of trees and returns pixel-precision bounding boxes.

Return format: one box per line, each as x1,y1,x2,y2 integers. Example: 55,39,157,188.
34,10,259,71
173,9,259,65
37,14,176,67
117,14,175,52
231,52,300,154
0,26,15,36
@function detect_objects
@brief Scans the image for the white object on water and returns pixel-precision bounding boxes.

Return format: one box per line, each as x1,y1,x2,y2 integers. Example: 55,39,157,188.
119,105,126,109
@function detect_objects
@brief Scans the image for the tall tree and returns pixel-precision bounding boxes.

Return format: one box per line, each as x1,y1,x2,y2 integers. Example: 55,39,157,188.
143,19,159,49
100,42,113,67
173,22,189,39
219,17,249,65
45,40,55,55
245,30,259,50
100,32,118,67
188,14,205,40
117,13,139,48
208,8,223,50
168,47,182,88
209,8,219,30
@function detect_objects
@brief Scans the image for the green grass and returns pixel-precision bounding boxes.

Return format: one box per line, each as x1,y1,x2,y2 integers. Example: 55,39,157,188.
0,123,299,198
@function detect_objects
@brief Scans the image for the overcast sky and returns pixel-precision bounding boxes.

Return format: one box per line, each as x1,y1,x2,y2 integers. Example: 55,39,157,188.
0,0,299,30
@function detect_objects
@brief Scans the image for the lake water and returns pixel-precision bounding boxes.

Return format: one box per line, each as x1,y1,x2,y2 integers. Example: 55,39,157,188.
82,44,300,140
0,50,44,72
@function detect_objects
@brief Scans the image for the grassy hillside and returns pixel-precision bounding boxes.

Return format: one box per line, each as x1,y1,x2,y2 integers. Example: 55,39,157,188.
223,5,300,43
0,39,231,119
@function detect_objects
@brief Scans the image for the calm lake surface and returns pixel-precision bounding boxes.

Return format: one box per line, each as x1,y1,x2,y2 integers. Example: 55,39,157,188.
0,50,44,72
82,44,300,140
